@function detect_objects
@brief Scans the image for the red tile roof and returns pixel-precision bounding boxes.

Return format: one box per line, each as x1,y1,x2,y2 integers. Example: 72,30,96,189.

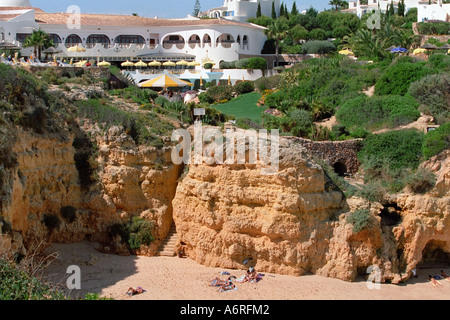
34,12,264,29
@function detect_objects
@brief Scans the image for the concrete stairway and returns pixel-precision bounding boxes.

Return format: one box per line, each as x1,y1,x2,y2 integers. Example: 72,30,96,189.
158,223,178,257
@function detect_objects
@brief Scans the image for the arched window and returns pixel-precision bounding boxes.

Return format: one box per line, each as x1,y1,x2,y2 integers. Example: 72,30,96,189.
162,35,185,50
65,34,82,48
243,35,249,50
16,33,31,43
188,34,200,49
203,34,211,48
49,34,62,45
114,35,146,48
86,34,110,48
216,34,235,48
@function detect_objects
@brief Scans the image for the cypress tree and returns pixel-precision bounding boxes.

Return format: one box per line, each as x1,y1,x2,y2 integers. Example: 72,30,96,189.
284,3,289,18
272,1,277,19
291,1,299,15
256,3,262,17
280,2,285,17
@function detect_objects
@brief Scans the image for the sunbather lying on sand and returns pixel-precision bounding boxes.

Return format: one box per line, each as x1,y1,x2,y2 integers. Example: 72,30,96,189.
210,276,236,287
126,287,145,296
428,276,444,288
441,270,450,282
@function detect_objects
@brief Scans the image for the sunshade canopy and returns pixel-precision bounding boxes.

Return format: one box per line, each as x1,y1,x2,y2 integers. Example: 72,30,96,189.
139,74,193,88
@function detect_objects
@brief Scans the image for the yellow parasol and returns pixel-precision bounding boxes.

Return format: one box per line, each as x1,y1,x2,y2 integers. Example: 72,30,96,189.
188,61,200,67
121,60,135,67
139,74,193,89
339,49,354,55
228,75,231,85
200,75,203,86
413,48,427,55
176,60,189,66
98,60,111,67
68,44,86,53
135,60,148,68
163,60,176,67
148,60,162,67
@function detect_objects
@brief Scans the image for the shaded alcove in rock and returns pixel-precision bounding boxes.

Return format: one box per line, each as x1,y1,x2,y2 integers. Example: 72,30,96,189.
333,161,347,177
379,203,402,227
418,240,450,268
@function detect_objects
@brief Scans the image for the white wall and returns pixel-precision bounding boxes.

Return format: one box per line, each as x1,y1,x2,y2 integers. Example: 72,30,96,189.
418,3,450,22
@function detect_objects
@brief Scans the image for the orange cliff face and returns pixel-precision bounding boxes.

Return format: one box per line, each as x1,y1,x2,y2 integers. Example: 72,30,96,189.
172,137,450,283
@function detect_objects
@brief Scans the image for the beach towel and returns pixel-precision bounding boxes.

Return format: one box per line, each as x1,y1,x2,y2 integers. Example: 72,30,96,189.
250,273,265,283
235,275,246,283
218,285,238,292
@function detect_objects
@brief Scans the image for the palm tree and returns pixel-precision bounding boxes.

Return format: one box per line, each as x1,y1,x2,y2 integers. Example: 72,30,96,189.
23,29,54,61
265,19,288,67
329,0,341,11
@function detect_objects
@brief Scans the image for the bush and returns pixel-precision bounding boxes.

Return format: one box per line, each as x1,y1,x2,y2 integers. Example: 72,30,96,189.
289,109,313,137
110,217,155,251
408,73,450,124
200,85,234,104
406,168,436,194
357,181,387,203
417,22,450,35
375,61,430,96
309,28,327,40
336,95,420,130
358,129,425,172
235,58,250,69
233,81,254,95
154,96,169,107
247,57,267,70
0,259,67,300
346,209,376,233
422,122,450,159
302,40,336,54
204,62,213,69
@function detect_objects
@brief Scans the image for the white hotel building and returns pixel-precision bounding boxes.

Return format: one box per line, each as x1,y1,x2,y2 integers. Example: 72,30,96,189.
0,0,269,69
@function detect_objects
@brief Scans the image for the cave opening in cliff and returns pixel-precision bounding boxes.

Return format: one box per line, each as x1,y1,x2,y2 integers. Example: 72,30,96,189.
418,240,450,268
333,162,347,177
380,203,402,227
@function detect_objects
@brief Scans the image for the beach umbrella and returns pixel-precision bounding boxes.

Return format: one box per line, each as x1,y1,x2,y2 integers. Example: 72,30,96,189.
339,49,354,55
163,60,176,67
135,60,148,68
421,43,439,50
148,60,162,67
188,61,200,67
98,60,111,67
68,44,86,53
391,47,407,53
438,44,450,50
228,75,231,85
176,60,189,66
200,75,203,86
413,48,427,55
42,46,62,54
139,74,193,89
121,60,135,67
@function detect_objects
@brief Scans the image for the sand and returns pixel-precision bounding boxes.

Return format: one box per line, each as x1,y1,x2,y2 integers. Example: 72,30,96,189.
42,241,450,301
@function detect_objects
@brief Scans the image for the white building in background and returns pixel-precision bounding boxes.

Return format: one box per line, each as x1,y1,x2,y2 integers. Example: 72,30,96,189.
0,0,268,72
201,0,280,22
344,0,449,22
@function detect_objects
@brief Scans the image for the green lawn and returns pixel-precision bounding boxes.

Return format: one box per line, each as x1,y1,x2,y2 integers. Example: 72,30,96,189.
213,92,266,124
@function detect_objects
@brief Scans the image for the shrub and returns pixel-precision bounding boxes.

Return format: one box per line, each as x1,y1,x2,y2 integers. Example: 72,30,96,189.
154,96,169,107
358,129,425,172
289,109,313,137
204,62,213,69
247,57,267,70
357,181,387,203
0,259,67,300
336,95,420,130
235,58,251,69
408,73,450,124
417,22,450,35
346,209,376,233
422,122,450,159
406,168,436,194
375,61,430,96
111,217,155,251
233,81,254,95
236,118,263,130
302,40,336,54
264,90,285,108
309,28,327,40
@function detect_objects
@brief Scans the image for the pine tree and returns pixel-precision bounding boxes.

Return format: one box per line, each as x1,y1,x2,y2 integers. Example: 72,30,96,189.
271,1,277,19
284,3,289,18
193,0,201,17
256,3,262,17
291,1,299,15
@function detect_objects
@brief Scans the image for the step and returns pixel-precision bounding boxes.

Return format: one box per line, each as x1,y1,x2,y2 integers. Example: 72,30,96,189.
157,223,179,257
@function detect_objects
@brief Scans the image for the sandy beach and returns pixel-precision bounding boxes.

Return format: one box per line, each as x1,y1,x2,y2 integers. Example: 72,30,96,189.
42,241,450,301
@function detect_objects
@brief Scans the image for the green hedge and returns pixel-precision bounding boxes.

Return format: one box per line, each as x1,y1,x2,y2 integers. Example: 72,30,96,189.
336,95,420,130
417,22,450,35
358,129,425,171
301,40,336,54
422,122,450,160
